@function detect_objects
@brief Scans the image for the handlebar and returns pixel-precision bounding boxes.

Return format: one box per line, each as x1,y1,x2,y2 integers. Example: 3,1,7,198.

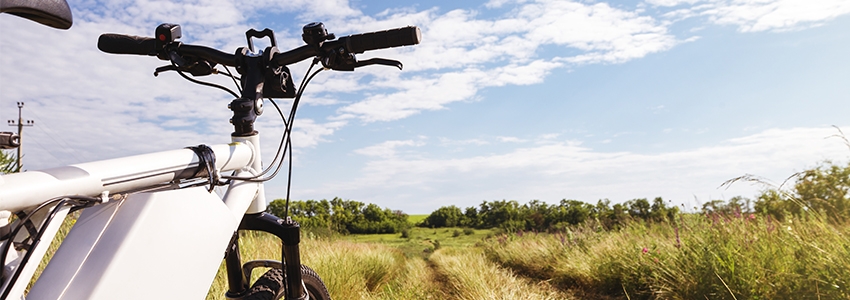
97,25,421,68
97,34,157,56
341,26,421,54
97,23,420,136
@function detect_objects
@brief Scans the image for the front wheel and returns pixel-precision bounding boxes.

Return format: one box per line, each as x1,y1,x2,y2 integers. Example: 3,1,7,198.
244,264,331,300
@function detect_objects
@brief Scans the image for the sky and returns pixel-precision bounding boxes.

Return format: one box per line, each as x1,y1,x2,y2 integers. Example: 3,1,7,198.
1,0,848,214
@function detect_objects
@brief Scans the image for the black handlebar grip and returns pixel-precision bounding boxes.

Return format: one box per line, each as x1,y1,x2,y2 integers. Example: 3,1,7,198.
344,26,421,54
98,34,156,55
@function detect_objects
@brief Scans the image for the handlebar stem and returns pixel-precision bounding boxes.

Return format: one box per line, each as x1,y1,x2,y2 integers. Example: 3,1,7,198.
229,48,267,136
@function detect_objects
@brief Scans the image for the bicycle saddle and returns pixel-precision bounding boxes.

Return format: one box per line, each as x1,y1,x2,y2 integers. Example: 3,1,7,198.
0,0,72,29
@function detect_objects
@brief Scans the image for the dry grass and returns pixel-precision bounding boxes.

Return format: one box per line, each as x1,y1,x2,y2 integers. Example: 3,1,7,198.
206,231,442,300
483,215,850,299
429,247,573,300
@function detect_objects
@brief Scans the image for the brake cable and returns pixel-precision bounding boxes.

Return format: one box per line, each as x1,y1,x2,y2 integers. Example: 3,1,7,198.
221,65,241,94
171,60,239,98
0,196,100,298
220,60,323,182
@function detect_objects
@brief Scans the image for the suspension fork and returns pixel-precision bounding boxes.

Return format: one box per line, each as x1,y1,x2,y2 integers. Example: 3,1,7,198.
225,212,305,300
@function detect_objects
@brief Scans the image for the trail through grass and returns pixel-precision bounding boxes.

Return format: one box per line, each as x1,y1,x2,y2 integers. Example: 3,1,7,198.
428,247,573,300
29,212,850,300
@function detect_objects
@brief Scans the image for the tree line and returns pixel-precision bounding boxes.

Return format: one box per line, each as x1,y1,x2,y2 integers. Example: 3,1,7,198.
265,161,848,234
419,161,849,231
419,197,679,232
266,197,409,234
714,161,850,224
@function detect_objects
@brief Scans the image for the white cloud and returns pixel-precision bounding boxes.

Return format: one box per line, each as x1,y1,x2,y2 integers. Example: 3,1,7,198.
323,0,681,122
2,0,848,214
647,0,703,7
2,0,686,168
299,126,850,213
649,0,850,32
354,139,424,157
497,136,527,143
707,0,850,32
439,138,491,146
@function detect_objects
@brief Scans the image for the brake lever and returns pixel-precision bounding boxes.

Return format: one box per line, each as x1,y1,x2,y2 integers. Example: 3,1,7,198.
154,50,216,77
353,58,403,70
154,65,177,76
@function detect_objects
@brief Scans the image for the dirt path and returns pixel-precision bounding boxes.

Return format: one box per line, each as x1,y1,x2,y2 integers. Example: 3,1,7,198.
425,258,454,299
426,248,574,300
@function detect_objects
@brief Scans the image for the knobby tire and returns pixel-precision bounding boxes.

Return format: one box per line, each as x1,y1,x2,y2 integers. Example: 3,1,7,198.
244,264,330,300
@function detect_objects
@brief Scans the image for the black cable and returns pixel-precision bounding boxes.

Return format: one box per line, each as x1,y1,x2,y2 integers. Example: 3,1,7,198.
282,65,325,217
0,196,99,298
220,61,322,183
220,62,315,182
253,99,290,176
283,135,294,218
227,67,323,184
171,61,239,98
219,97,289,181
258,67,324,183
221,65,242,94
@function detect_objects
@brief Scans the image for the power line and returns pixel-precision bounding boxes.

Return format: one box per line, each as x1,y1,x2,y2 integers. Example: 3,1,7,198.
26,107,87,163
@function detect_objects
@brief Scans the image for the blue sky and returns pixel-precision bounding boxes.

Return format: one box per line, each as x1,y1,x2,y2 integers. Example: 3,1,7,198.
1,0,848,214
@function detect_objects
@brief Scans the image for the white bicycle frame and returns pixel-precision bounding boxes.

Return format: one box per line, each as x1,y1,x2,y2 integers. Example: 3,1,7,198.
0,9,419,298
0,134,268,299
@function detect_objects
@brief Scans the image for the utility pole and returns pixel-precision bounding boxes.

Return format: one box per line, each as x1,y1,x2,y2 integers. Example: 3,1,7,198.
7,102,34,171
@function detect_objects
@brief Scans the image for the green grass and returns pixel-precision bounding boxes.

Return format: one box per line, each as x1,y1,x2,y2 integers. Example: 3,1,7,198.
339,226,494,258
407,214,428,226
205,216,850,299
482,214,850,299
30,210,850,300
206,231,443,300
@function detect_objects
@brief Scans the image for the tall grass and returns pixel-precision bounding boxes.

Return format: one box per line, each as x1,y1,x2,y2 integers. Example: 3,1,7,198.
428,247,573,299
482,215,850,299
206,231,440,300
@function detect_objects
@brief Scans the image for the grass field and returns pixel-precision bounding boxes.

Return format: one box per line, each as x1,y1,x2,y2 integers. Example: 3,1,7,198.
339,226,493,256
24,208,850,299
205,214,850,300
407,214,428,226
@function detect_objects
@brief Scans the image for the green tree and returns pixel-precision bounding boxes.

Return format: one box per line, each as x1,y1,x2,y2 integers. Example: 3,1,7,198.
558,199,593,225
752,161,850,223
702,196,750,216
794,161,850,223
754,190,791,221
267,197,409,234
649,197,679,223
626,198,651,220
420,205,464,227
462,206,479,228
478,200,523,230
523,200,549,229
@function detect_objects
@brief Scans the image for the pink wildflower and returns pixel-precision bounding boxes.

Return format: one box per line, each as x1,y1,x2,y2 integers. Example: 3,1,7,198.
642,247,648,254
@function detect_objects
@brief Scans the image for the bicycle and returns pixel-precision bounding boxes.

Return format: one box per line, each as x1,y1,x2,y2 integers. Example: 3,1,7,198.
0,1,420,299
